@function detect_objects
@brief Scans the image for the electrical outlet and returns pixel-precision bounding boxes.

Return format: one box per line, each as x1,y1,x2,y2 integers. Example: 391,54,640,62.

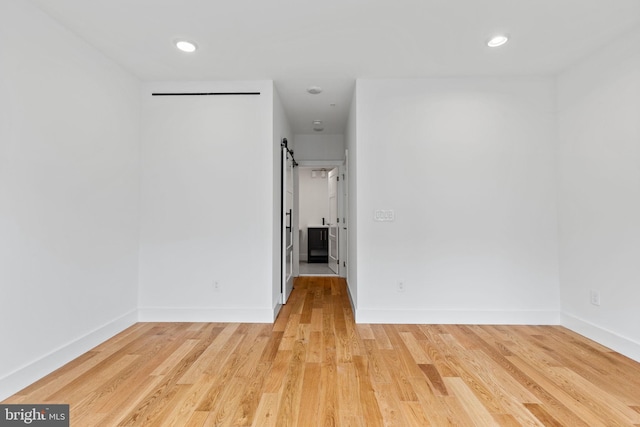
213,280,220,292
590,290,600,306
397,281,405,293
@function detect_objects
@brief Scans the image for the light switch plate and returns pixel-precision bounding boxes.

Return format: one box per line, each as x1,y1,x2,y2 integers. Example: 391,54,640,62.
374,210,395,222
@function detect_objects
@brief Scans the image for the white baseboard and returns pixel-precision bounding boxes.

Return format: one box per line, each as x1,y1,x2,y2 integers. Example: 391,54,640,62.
561,313,640,363
0,309,137,402
355,308,561,325
138,307,274,323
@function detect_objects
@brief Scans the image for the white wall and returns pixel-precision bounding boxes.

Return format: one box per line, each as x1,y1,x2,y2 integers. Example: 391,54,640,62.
557,27,640,360
0,1,140,399
298,168,329,261
138,81,276,322
355,78,560,324
273,85,292,311
294,134,345,161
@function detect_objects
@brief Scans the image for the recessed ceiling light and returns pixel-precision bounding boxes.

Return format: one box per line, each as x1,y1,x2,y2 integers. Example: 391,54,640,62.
487,35,509,48
175,40,198,53
313,120,323,125
307,86,323,95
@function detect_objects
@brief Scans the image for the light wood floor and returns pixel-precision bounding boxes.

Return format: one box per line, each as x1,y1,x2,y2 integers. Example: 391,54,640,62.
4,277,640,426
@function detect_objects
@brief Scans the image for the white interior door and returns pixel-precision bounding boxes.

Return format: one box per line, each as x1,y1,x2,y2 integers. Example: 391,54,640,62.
328,168,339,274
282,144,294,303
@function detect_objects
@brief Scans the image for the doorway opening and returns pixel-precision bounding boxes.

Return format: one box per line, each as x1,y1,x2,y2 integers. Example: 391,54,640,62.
297,164,344,276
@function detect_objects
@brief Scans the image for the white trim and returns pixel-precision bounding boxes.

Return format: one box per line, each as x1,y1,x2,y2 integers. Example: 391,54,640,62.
355,309,561,325
273,303,282,321
561,313,640,363
138,307,274,323
0,309,137,401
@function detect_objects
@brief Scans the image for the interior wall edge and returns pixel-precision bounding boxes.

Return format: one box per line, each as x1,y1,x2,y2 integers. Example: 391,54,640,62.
345,279,357,316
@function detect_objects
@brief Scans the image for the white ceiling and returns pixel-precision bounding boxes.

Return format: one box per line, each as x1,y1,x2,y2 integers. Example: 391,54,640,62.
29,0,640,134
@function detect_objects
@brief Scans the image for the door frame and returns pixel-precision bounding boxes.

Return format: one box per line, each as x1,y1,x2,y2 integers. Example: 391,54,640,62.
295,160,347,277
281,140,295,304
327,167,339,274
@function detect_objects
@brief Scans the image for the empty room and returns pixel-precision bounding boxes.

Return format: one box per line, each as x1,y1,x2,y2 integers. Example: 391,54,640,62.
1,0,640,425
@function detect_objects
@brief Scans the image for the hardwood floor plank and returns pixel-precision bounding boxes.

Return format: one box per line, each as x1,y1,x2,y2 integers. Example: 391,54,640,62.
202,376,249,426
5,276,640,426
259,331,283,364
306,330,323,363
250,393,279,427
46,353,140,404
535,329,640,404
507,354,609,427
444,343,537,421
550,366,640,424
296,362,322,426
274,339,306,427
356,324,375,340
151,339,200,376
183,410,209,427
156,376,216,427
370,382,402,427
194,332,257,412
263,349,291,393
410,375,461,426
310,308,323,332
418,364,448,396
353,355,384,427
230,361,271,426
178,324,240,384
400,331,432,364
524,403,565,427
362,339,393,384
336,362,363,427
400,401,433,427
464,324,593,427
382,324,426,379
299,289,315,324
444,376,501,427
380,348,419,402
319,360,338,426
370,324,393,350
279,314,302,351
417,325,460,378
